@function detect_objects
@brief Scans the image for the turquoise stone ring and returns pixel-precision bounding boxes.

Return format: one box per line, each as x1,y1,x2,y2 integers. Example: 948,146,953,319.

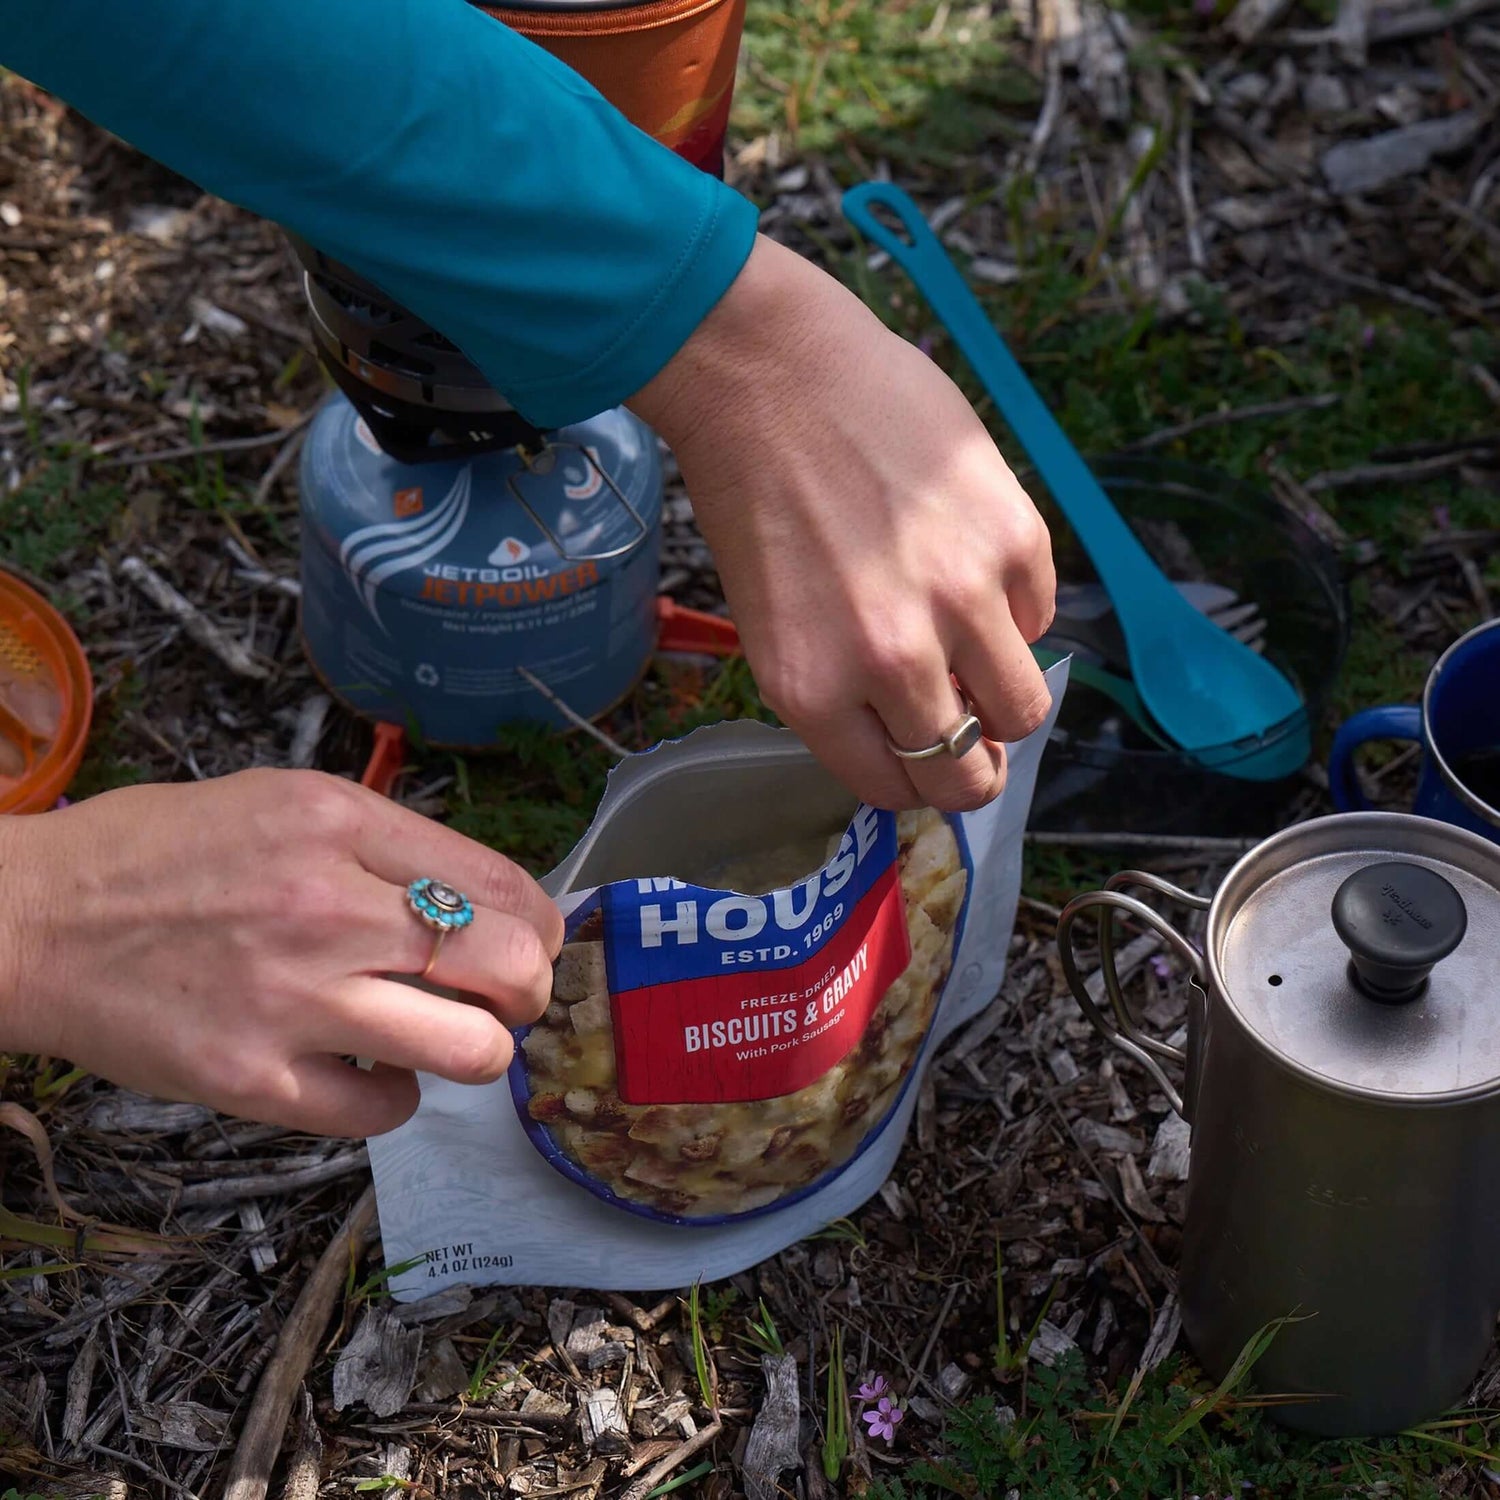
407,878,475,932
407,878,475,977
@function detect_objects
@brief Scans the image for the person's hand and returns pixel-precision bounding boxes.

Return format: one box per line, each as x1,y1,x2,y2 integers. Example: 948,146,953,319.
0,771,563,1137
630,234,1056,813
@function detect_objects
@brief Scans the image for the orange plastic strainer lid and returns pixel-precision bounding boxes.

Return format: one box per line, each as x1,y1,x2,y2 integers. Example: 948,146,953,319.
0,568,93,814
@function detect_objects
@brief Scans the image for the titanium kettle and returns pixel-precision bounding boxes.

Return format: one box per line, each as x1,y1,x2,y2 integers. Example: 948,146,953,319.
1057,811,1500,1437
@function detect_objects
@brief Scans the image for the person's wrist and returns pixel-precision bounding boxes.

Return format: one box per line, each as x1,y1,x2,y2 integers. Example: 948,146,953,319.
627,234,830,464
0,812,57,1056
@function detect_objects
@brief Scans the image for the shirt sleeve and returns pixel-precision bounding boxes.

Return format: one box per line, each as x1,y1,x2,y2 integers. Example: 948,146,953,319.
1,0,760,428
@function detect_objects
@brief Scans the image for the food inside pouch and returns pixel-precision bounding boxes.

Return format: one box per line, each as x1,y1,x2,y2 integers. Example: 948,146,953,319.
520,808,966,1218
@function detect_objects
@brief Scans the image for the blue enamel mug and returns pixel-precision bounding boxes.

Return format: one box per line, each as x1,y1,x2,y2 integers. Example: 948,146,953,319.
1330,618,1500,842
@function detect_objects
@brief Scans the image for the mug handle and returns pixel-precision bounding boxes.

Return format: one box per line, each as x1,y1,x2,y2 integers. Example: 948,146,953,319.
1057,872,1210,1121
1328,705,1423,812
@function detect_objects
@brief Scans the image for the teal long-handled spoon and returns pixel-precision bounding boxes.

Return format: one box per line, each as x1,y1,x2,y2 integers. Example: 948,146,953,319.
1032,646,1172,749
843,181,1309,783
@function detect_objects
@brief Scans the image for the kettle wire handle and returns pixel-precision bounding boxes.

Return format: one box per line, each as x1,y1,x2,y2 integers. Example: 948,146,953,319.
1057,873,1211,1119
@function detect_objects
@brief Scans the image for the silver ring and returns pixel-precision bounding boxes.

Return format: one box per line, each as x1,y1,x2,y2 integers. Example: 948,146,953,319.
886,704,984,762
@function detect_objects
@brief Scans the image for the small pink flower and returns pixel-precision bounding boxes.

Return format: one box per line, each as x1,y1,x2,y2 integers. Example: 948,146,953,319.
1150,954,1173,980
1361,323,1377,348
863,1397,905,1443
856,1374,889,1403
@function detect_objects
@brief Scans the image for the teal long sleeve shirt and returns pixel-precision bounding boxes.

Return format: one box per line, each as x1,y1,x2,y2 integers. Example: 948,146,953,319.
2,0,760,428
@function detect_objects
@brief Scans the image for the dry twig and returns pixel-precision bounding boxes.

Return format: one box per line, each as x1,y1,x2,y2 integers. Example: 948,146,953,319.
95,411,315,470
223,1185,377,1500
1122,392,1339,451
119,555,271,681
617,1420,723,1500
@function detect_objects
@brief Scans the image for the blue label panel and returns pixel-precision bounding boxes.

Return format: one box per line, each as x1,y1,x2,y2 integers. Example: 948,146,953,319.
601,804,899,992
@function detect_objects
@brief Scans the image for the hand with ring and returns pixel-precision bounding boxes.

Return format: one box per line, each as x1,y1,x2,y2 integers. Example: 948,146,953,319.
630,235,1057,813
0,770,563,1138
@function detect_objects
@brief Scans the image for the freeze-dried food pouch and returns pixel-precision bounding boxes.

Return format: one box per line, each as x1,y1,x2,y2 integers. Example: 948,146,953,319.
515,805,965,1222
367,665,1067,1295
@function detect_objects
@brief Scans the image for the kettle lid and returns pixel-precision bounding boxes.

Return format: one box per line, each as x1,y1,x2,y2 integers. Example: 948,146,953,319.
1211,813,1500,1100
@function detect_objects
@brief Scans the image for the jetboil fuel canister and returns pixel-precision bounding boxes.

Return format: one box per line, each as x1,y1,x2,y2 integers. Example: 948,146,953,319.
298,394,662,745
290,0,743,745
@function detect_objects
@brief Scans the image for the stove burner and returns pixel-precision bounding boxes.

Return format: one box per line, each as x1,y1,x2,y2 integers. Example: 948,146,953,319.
290,235,545,464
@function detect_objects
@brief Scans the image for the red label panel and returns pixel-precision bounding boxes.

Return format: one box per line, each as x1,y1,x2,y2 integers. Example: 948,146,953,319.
610,868,911,1105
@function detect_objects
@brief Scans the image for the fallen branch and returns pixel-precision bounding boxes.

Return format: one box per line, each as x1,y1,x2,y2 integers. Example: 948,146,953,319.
288,694,333,771
1024,830,1256,856
1372,0,1500,42
1473,365,1500,412
176,1150,369,1207
1284,0,1500,45
1175,109,1205,272
1265,461,1351,548
223,1184,377,1500
1332,0,1369,64
1420,185,1500,254
1303,451,1477,493
1457,553,1495,622
743,1356,800,1500
88,1442,202,1500
1303,262,1446,316
603,1292,678,1333
224,537,301,601
278,1388,323,1500
516,666,629,759
252,425,309,509
1023,49,1065,175
95,411,315,470
119,555,271,681
1122,393,1339,452
618,1420,723,1500
1370,433,1500,463
910,1283,962,1382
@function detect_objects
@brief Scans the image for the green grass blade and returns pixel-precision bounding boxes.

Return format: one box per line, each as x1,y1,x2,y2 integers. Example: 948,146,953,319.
644,1460,715,1498
688,1281,718,1414
822,1324,849,1481
1161,1313,1306,1445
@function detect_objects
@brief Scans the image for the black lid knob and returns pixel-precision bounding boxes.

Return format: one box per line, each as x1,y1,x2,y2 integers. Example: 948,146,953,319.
1331,861,1468,1004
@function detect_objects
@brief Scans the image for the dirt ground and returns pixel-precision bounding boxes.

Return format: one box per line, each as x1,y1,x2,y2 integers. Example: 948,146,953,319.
1,0,1498,1494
